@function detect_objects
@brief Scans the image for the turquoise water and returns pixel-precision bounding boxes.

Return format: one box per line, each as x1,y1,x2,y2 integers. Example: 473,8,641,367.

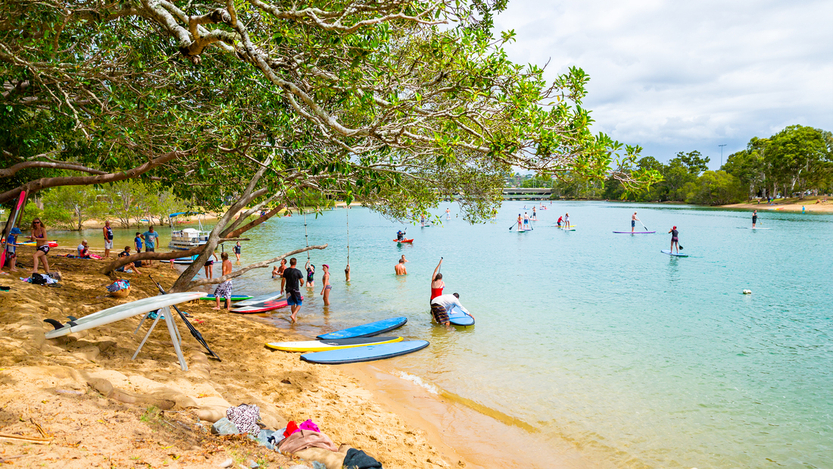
49,202,833,467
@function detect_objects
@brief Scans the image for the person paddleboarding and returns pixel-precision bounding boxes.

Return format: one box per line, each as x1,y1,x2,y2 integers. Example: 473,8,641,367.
517,214,523,231
632,212,640,233
523,212,530,230
556,215,562,228
668,226,680,253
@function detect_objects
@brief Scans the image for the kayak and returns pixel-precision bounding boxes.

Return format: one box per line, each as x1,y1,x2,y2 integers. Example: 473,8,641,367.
394,238,414,244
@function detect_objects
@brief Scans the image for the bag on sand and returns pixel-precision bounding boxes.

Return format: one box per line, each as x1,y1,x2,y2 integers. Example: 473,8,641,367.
31,273,47,285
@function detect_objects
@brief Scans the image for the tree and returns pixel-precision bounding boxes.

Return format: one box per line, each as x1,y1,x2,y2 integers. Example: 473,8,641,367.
40,185,103,231
683,171,745,205
2,0,657,290
764,125,829,197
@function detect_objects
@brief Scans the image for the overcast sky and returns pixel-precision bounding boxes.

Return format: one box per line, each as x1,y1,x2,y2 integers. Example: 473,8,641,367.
492,0,833,169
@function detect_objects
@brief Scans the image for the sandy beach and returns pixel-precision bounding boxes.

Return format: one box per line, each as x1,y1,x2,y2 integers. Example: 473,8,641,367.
719,198,833,213
0,248,464,469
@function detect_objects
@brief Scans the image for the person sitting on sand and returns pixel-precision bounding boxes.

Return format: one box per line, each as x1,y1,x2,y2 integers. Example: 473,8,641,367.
30,218,51,276
431,258,444,301
213,252,233,310
430,293,474,329
117,246,143,274
77,240,89,257
395,258,407,275
320,264,331,306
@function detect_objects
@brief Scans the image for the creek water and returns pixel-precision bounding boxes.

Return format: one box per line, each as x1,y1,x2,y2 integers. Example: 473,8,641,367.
49,202,833,468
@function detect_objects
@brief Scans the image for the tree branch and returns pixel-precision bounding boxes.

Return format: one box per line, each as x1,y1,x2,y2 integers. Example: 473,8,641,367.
187,244,327,288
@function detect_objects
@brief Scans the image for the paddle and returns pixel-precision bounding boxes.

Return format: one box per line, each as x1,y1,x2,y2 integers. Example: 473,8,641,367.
509,222,516,231
148,275,221,361
640,220,649,232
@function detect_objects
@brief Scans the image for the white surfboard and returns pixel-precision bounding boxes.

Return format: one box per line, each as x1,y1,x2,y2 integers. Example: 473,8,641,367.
235,291,284,306
45,292,204,339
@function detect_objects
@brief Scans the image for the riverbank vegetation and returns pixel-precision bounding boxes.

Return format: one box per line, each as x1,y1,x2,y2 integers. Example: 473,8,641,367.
517,125,831,205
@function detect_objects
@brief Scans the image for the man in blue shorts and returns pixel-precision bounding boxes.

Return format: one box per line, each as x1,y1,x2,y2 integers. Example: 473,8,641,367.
282,257,305,323
142,225,160,265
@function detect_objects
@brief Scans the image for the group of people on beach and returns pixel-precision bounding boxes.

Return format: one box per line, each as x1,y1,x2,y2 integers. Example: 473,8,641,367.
270,257,332,322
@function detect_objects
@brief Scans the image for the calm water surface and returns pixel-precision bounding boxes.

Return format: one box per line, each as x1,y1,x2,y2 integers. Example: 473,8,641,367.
53,202,833,468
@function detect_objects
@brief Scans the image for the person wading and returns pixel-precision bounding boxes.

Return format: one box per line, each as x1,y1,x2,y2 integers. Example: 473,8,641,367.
283,257,305,323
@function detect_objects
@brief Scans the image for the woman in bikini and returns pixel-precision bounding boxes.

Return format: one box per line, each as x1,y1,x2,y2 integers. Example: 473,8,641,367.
30,218,51,275
320,264,331,306
431,258,445,302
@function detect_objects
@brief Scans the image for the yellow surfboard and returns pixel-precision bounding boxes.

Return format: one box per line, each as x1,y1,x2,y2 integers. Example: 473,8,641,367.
265,336,403,353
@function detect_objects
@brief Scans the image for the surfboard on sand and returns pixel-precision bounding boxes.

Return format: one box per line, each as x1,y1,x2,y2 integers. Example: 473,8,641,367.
300,340,429,364
447,305,475,326
199,294,252,301
44,292,205,339
230,298,289,314
317,317,408,340
613,231,656,234
235,291,284,306
265,336,403,352
661,250,689,257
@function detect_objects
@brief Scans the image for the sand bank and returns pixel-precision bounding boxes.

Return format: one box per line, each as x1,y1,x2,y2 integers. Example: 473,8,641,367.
0,253,459,468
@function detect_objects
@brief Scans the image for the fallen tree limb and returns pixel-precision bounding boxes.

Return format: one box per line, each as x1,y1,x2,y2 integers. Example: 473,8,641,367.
187,244,327,288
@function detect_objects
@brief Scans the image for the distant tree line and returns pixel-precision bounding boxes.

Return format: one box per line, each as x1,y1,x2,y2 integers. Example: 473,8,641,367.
21,181,187,231
527,125,832,205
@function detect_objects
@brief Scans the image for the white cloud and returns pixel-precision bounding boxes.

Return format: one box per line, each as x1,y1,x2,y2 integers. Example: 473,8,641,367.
493,0,833,167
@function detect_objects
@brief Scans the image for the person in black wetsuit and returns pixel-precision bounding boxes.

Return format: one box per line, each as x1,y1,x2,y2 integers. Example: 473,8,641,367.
396,230,405,241
668,226,680,253
752,210,758,228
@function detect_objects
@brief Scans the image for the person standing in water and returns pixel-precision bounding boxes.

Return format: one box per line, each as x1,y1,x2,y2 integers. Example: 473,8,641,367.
203,250,219,279
213,253,234,310
102,220,114,259
517,214,523,231
668,226,680,253
431,258,445,301
233,241,242,264
395,258,407,275
320,264,331,306
631,212,640,233
430,293,474,329
532,207,537,221
276,258,287,295
283,257,305,323
305,260,315,288
344,263,350,282
30,218,51,275
752,210,758,228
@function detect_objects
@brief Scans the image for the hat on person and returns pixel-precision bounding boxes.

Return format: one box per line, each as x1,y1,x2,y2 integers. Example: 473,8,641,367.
672,226,677,229
10,227,21,235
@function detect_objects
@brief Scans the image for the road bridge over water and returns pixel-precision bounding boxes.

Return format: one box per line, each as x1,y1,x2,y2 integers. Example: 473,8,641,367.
502,188,552,200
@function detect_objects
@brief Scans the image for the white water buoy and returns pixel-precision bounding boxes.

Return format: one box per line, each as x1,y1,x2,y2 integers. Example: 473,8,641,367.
743,289,752,295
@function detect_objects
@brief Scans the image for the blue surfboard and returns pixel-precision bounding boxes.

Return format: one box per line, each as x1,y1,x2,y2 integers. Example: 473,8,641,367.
300,340,429,364
447,305,475,326
661,250,689,257
316,317,408,340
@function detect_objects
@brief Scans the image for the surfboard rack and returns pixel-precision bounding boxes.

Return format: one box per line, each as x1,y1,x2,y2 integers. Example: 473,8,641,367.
132,306,188,369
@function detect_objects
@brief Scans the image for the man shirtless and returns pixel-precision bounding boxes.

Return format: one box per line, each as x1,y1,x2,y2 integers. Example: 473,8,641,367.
395,258,407,275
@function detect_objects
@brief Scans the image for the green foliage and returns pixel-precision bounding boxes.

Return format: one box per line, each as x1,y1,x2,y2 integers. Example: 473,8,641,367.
682,171,745,205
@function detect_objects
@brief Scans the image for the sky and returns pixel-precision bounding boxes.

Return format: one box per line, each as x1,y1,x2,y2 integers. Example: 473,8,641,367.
492,0,833,169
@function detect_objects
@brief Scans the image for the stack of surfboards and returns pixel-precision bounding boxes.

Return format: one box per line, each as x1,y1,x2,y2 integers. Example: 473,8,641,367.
229,291,288,314
266,317,430,364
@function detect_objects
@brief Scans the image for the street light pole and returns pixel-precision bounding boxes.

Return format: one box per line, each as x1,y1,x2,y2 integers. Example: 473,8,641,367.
718,144,727,168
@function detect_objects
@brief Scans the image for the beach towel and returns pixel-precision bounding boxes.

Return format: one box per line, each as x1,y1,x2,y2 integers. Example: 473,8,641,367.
278,430,338,454
226,404,260,435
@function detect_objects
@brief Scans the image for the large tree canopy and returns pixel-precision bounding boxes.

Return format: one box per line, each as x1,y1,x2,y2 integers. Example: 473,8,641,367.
2,0,654,289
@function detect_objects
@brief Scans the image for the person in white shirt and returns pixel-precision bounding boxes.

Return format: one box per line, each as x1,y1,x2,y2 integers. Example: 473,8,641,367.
430,293,474,328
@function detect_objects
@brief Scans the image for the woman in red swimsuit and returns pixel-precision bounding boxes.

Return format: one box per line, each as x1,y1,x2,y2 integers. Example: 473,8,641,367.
431,258,444,301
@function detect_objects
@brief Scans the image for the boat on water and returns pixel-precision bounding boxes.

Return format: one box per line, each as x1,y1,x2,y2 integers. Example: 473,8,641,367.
168,212,211,251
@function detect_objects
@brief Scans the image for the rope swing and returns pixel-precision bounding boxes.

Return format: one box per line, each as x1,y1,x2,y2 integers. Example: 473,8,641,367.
302,202,311,261
346,206,350,265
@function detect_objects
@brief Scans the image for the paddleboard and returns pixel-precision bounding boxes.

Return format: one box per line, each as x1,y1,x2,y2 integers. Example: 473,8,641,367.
612,231,656,234
748,227,771,230
199,294,252,301
44,292,205,339
300,340,429,364
17,240,59,247
265,336,403,352
173,256,197,264
394,238,414,243
560,227,576,231
317,317,408,340
661,250,689,257
230,298,289,314
235,291,284,306
447,305,475,326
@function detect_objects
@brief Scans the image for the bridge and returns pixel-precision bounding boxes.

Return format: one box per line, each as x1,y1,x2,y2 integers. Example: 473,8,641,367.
502,188,552,200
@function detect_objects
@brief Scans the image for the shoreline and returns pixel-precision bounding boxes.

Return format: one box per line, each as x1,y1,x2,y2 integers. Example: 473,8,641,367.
0,254,461,468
